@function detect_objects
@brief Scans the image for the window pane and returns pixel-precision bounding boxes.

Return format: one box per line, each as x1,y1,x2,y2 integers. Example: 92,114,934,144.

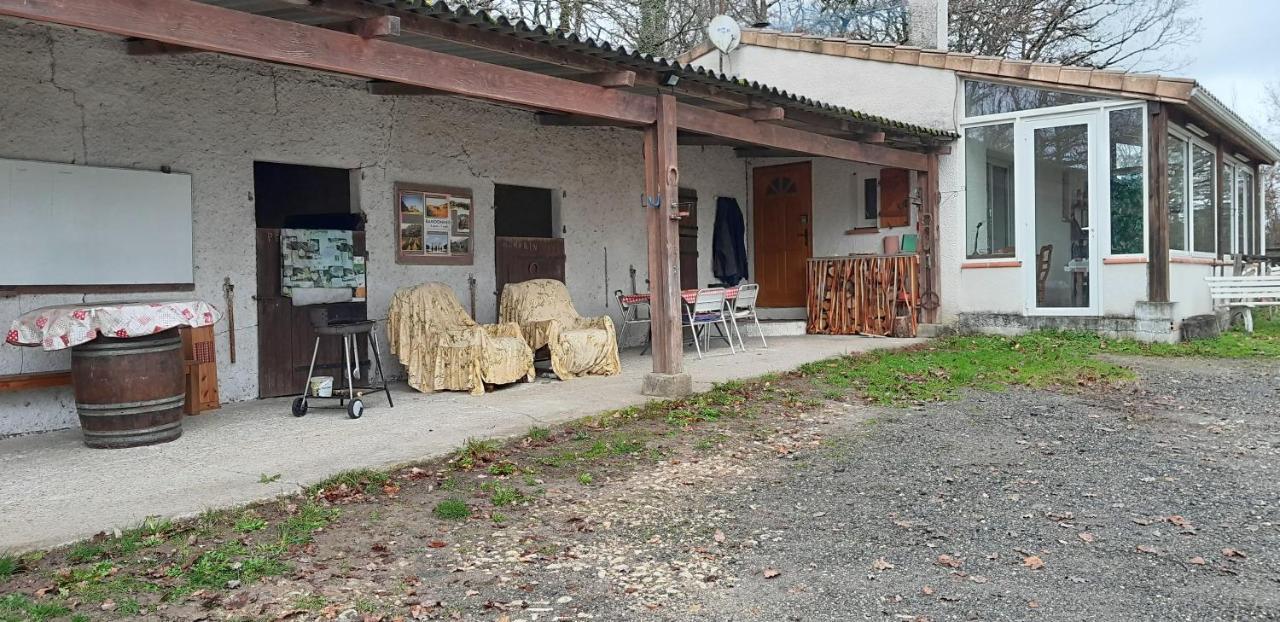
1167,135,1187,251
1191,144,1215,254
964,81,1103,117
965,124,1016,258
1221,164,1235,254
1109,108,1144,254
1238,169,1254,254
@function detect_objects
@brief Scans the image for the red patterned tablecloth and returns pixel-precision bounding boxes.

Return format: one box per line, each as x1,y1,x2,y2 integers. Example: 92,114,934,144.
620,287,740,306
6,300,221,351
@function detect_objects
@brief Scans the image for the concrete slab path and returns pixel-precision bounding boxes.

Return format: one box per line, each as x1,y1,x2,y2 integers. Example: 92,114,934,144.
0,336,920,552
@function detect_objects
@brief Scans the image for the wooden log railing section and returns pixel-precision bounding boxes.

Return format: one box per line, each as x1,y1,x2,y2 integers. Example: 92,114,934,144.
806,255,920,337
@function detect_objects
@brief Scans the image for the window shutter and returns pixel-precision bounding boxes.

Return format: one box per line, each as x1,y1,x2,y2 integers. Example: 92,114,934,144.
879,168,910,228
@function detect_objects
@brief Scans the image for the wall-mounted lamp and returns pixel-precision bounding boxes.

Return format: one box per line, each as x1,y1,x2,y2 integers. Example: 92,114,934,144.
659,71,681,87
1185,123,1209,138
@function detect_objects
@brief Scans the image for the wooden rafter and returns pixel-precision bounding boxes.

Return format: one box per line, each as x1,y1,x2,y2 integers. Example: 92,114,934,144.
367,81,450,96
573,71,636,88
732,107,785,122
346,15,399,39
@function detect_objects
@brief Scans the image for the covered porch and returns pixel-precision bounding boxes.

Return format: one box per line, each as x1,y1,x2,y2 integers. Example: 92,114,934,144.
0,0,950,436
0,334,920,552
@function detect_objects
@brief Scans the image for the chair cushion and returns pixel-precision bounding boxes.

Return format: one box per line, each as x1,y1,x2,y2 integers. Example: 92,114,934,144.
557,328,615,374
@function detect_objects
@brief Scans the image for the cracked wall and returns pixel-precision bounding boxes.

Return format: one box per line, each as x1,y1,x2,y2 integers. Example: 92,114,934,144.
0,18,749,436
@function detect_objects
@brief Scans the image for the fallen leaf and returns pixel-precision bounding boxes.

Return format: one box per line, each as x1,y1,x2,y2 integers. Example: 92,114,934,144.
1222,548,1247,559
763,567,782,579
713,530,726,544
1189,557,1206,565
936,554,963,569
1136,545,1160,555
428,540,448,549
1077,532,1095,543
1028,600,1041,609
921,586,935,595
969,575,988,584
1132,517,1155,526
871,558,894,571
1166,515,1191,527
1022,555,1045,570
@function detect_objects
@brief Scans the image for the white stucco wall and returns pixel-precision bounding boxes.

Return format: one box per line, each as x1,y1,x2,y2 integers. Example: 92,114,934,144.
1169,262,1215,319
691,45,967,322
0,19,746,435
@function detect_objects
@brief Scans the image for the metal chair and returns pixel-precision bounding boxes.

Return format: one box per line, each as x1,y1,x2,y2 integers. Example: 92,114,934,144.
682,288,735,359
727,283,766,350
614,289,651,352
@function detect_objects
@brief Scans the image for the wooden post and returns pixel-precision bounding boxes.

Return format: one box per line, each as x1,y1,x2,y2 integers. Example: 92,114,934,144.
1216,137,1226,267
1147,102,1170,302
919,152,941,323
641,94,688,395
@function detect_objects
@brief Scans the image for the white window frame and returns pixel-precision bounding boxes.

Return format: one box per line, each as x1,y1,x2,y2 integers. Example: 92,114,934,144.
960,118,1019,262
1167,125,1218,258
1101,103,1149,258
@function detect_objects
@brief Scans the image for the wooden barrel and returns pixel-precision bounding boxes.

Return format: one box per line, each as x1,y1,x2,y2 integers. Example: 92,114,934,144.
71,329,185,449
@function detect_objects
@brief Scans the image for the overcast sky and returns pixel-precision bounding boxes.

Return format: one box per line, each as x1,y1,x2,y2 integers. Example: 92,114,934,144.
1177,0,1279,128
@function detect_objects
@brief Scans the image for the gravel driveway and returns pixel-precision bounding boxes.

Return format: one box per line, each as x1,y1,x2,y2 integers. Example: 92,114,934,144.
678,356,1280,621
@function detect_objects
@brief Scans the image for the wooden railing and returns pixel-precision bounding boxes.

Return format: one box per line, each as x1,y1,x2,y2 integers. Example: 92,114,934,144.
806,255,920,336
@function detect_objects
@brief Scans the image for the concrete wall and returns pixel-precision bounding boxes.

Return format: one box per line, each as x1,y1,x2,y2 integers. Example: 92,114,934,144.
0,19,747,435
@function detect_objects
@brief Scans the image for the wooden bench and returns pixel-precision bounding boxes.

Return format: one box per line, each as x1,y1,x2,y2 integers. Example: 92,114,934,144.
0,371,73,393
1205,275,1280,332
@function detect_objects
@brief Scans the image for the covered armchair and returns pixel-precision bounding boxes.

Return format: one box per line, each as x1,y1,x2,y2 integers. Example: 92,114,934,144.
498,279,622,379
387,283,534,396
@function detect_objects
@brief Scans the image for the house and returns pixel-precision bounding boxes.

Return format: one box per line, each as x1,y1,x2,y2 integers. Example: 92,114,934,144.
682,0,1278,338
0,0,1271,438
0,0,947,436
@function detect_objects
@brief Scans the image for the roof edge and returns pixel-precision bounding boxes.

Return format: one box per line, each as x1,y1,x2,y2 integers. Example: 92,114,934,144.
1187,87,1280,165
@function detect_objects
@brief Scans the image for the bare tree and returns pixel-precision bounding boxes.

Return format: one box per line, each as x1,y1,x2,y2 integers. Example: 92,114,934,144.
1262,83,1280,252
949,0,1197,70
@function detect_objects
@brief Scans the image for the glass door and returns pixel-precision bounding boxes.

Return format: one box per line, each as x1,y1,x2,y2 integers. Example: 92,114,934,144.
1019,114,1099,314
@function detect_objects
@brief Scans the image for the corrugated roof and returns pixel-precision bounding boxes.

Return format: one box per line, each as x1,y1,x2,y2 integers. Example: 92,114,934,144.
348,0,958,143
681,27,1277,162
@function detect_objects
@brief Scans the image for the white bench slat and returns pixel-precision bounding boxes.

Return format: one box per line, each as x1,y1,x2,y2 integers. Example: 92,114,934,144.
1205,274,1280,308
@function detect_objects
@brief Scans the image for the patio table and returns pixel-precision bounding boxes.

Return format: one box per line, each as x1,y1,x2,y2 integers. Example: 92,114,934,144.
618,286,740,306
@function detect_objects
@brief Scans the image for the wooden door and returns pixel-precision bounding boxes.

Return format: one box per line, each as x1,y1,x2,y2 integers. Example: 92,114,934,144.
255,228,367,398
753,162,813,307
495,236,566,306
678,188,699,290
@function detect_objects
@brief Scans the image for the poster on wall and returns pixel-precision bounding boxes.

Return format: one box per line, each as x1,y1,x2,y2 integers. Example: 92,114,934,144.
396,183,474,265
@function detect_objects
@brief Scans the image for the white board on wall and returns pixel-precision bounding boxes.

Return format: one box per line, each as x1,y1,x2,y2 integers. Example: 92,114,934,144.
0,159,194,286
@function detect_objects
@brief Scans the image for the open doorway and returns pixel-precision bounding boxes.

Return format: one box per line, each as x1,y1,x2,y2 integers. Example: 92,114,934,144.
253,162,365,398
493,183,565,310
677,188,699,290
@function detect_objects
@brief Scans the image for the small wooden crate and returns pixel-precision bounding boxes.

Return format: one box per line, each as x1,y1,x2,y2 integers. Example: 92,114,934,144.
180,325,220,415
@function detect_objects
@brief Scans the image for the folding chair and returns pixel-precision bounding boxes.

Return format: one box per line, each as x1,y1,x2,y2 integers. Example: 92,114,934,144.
614,290,652,352
727,283,767,350
682,288,735,359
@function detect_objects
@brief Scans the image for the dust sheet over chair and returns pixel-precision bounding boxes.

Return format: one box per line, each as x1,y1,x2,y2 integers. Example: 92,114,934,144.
387,283,534,395
499,279,621,380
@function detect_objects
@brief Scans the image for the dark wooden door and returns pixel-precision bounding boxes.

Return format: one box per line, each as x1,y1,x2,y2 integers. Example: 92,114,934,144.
678,188,699,290
255,228,367,398
753,162,813,307
495,236,566,306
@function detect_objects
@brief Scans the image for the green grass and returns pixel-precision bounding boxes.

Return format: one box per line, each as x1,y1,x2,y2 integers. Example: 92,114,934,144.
276,503,338,547
0,593,69,622
1108,314,1280,358
489,483,523,507
0,555,18,581
179,541,288,595
433,499,471,520
233,512,268,534
258,473,282,484
802,332,1134,405
526,426,551,442
577,472,594,485
454,438,500,469
307,469,390,496
487,461,518,476
291,593,328,611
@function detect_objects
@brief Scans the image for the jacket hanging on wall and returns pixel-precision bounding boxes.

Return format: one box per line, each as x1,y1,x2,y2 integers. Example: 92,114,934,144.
712,197,748,286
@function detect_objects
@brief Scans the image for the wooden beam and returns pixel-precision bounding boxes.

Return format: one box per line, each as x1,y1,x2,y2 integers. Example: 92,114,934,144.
1216,137,1227,262
125,39,197,55
733,147,807,158
733,107,785,122
537,113,645,127
920,152,941,323
367,81,451,96
645,94,683,377
677,103,930,170
573,71,636,88
862,131,886,144
0,0,657,125
0,371,72,393
347,15,399,39
1148,102,1171,302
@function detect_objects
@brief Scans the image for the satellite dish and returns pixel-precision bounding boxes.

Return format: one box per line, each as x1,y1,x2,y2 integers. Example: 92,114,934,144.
707,15,741,54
